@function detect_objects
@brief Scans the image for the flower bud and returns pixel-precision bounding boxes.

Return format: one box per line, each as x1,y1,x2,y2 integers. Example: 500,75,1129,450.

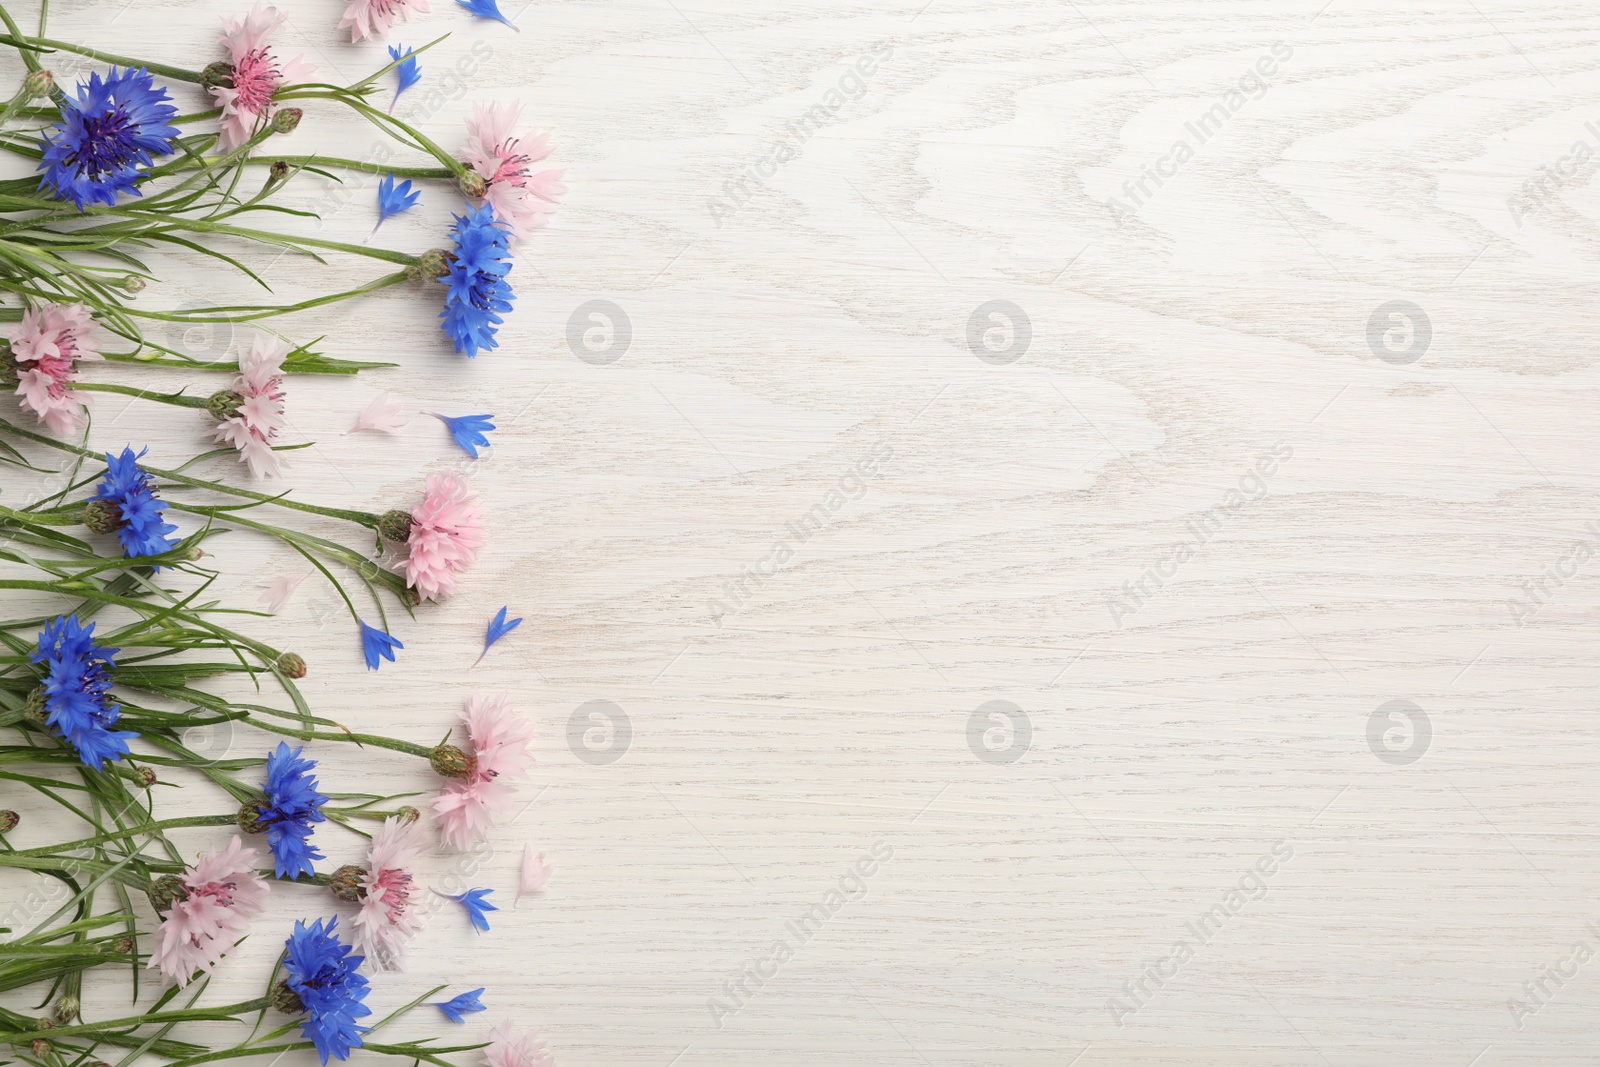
271,107,303,135
201,61,235,90
270,979,306,1015
265,160,291,188
24,70,54,98
237,799,269,835
456,169,487,198
207,389,244,422
110,937,134,955
83,498,123,534
148,874,187,913
407,249,452,280
397,805,420,824
118,274,146,294
276,652,307,678
429,744,474,779
135,766,157,788
23,687,47,724
31,1039,50,1056
0,345,17,387
53,996,79,1024
0,810,17,833
33,1018,53,1031
401,586,422,608
329,864,366,902
378,509,415,543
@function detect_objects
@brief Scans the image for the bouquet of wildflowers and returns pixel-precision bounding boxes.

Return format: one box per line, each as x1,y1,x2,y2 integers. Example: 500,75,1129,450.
1,0,562,1063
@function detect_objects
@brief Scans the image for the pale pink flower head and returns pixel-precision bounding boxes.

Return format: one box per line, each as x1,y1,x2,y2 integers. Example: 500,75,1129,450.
397,474,482,601
351,814,427,969
9,303,101,435
212,333,289,479
432,693,534,850
483,1022,554,1067
463,103,566,242
212,4,315,152
339,0,429,42
150,837,270,986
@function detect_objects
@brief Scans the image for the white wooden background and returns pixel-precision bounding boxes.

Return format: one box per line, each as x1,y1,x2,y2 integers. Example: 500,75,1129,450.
6,0,1600,1064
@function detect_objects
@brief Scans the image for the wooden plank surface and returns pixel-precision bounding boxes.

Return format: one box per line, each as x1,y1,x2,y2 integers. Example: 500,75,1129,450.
6,0,1600,1064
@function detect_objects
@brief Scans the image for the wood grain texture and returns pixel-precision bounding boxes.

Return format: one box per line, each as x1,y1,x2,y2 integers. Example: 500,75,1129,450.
6,0,1600,1064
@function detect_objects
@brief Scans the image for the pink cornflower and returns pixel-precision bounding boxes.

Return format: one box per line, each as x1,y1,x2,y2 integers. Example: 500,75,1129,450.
398,474,482,601
483,1022,554,1067
212,334,289,479
433,693,534,850
9,303,101,435
212,4,314,152
339,0,429,41
351,814,427,969
150,837,270,986
463,103,566,242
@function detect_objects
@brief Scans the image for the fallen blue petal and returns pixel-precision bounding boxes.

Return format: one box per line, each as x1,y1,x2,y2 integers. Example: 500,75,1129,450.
358,620,403,671
438,887,497,932
431,412,495,458
431,989,486,1024
375,173,420,229
388,44,422,110
455,0,518,30
486,607,521,650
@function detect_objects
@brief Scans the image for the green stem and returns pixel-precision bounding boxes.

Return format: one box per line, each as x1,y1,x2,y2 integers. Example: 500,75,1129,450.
0,30,203,83
8,813,236,857
74,382,210,410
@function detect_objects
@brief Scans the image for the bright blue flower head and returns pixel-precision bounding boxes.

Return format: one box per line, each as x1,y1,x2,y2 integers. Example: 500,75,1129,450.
358,620,402,671
30,615,137,770
92,446,179,560
439,887,497,932
438,203,514,357
283,918,371,1065
388,44,421,107
39,66,180,210
253,742,327,878
431,988,486,1024
431,412,494,458
455,0,518,30
375,173,419,228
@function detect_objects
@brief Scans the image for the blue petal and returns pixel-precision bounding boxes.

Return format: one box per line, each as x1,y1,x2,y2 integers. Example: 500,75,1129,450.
444,888,497,933
358,620,403,671
431,989,486,1024
454,0,518,29
485,607,522,651
431,412,495,458
388,44,422,100
375,173,421,227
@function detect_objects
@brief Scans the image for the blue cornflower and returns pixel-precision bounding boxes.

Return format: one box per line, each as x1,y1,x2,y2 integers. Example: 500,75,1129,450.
375,173,420,229
39,66,180,210
252,742,328,878
30,615,137,770
388,44,421,110
283,918,371,1065
358,620,403,671
438,887,497,932
475,606,521,665
455,0,518,30
438,203,514,357
431,988,486,1024
92,446,178,560
429,412,495,458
